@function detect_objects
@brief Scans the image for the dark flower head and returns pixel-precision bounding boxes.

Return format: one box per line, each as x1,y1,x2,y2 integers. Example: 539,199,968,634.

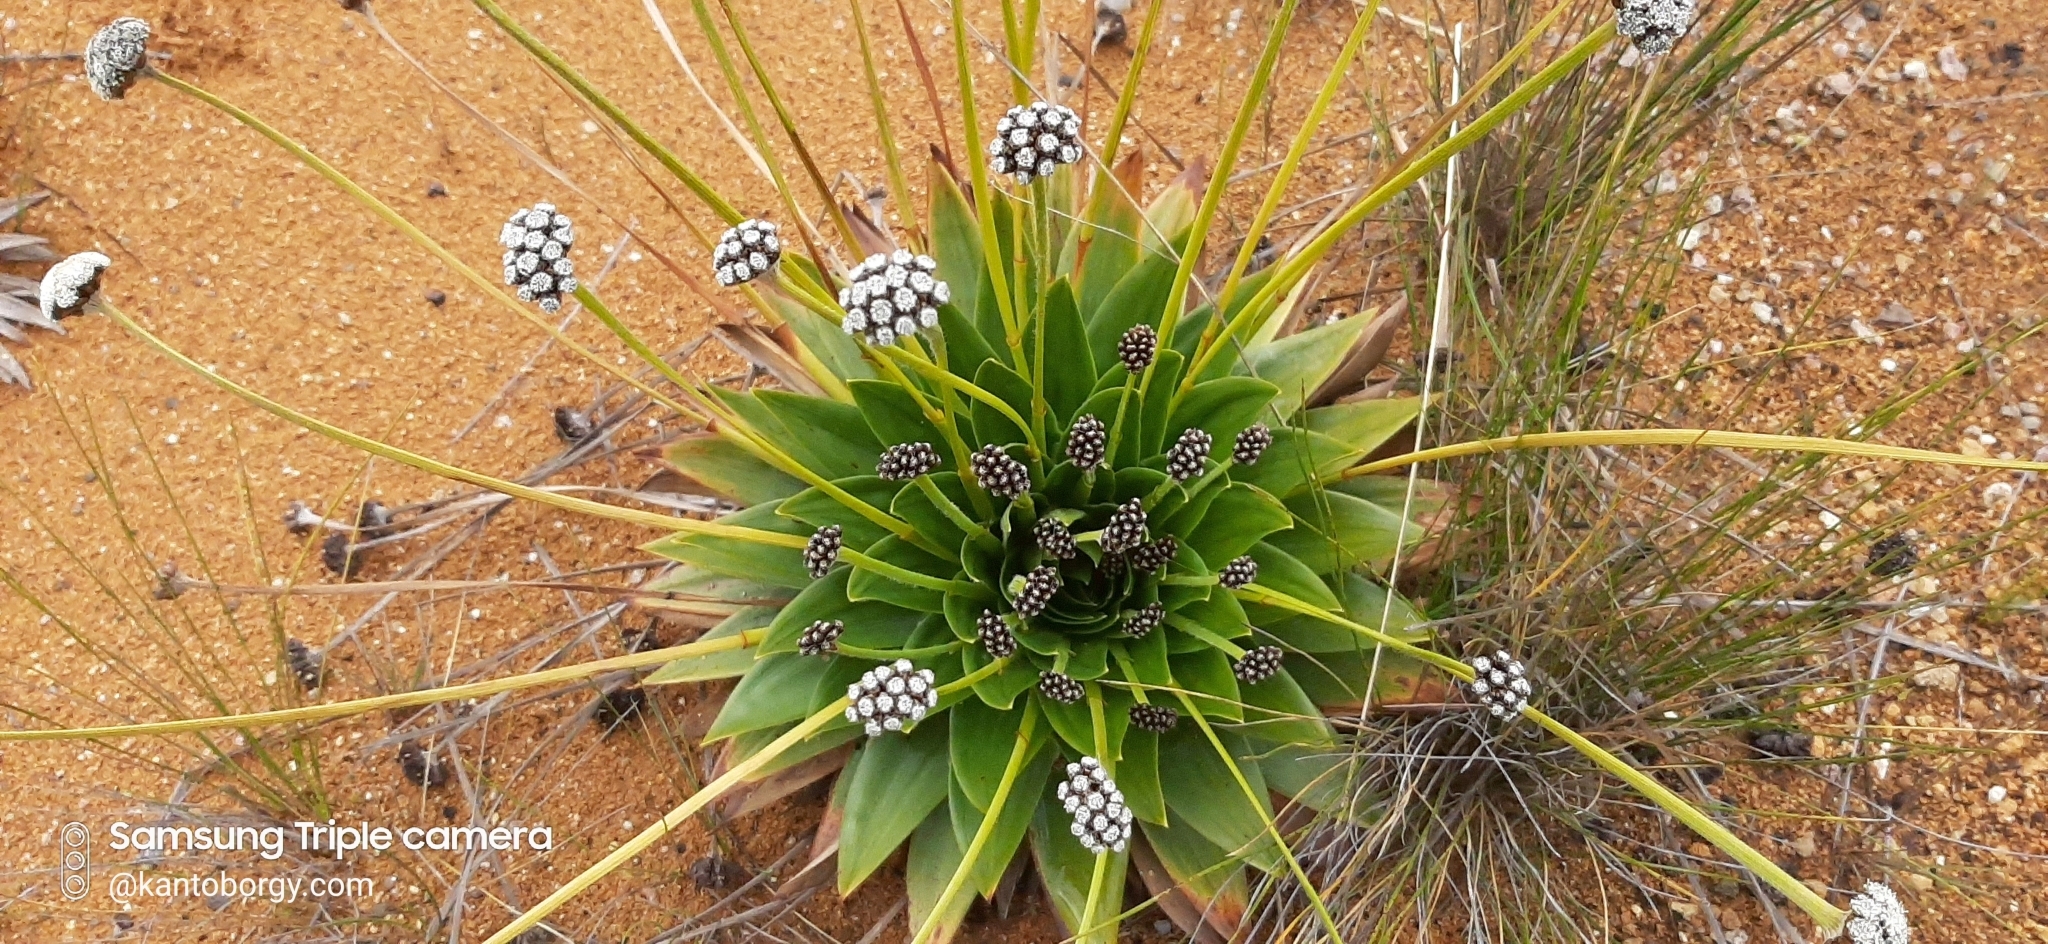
798,619,845,656
1126,536,1177,574
1128,702,1178,733
1123,602,1165,638
1066,414,1107,470
877,442,942,481
1232,423,1272,465
1035,517,1079,559
1012,565,1061,618
1117,324,1158,372
803,525,843,579
970,445,1031,500
1099,499,1147,555
1866,533,1918,578
1616,0,1694,57
977,609,1019,659
1232,646,1284,684
1165,428,1212,482
1219,555,1259,590
1038,671,1085,704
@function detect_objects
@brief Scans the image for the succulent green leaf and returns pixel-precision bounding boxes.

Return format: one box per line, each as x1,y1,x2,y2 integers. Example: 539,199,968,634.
907,809,973,943
1084,245,1178,369
770,291,875,383
777,476,902,551
705,652,831,740
970,360,1035,449
1303,397,1421,455
1075,183,1144,323
928,158,991,345
1031,802,1129,944
849,378,947,450
1233,665,1332,750
731,721,863,778
1033,279,1096,423
845,535,953,612
1235,312,1371,420
1285,645,1435,713
839,718,952,893
936,305,999,376
1168,648,1242,722
1039,685,1129,762
1271,491,1418,572
947,752,1050,896
964,645,1038,708
1137,820,1249,929
950,696,1028,810
664,434,806,505
1168,376,1279,450
1158,725,1279,871
1228,426,1365,499
1181,482,1292,567
643,605,772,685
1133,350,1187,463
647,505,811,588
891,472,974,550
756,389,883,480
1243,541,1340,611
762,569,924,654
1117,727,1165,824
639,565,792,604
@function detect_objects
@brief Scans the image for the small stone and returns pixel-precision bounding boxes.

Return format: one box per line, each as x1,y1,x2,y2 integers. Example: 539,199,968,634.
1987,784,2009,804
1911,663,1960,689
1876,301,1915,326
1821,72,1857,98
1902,59,1929,80
424,288,447,307
1937,45,1968,80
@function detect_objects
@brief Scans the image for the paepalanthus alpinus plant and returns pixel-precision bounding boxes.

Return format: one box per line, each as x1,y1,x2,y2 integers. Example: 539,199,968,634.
41,2,2048,942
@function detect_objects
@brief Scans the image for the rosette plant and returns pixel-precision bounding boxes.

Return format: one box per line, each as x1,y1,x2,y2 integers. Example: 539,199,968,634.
31,2,2034,943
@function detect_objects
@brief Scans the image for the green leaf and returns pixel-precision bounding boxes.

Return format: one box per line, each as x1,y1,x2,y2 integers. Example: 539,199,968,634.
846,534,953,612
950,697,1027,810
772,292,875,383
664,434,806,505
929,158,990,342
1270,491,1418,572
1234,668,1332,750
964,645,1039,709
1084,245,1177,369
643,605,771,685
762,570,925,654
1245,542,1340,610
705,653,830,740
1075,178,1144,322
970,360,1035,449
1169,648,1242,722
1031,804,1129,944
839,718,952,892
1235,313,1370,421
907,809,973,943
1138,819,1249,929
1134,350,1187,464
756,390,883,481
1303,397,1421,455
1118,727,1165,824
947,751,1050,896
777,476,902,552
850,378,946,450
1286,645,1435,712
1034,279,1097,424
1158,725,1279,872
639,565,791,604
1181,483,1292,567
1168,377,1279,451
647,507,811,588
936,304,1000,377
1229,426,1365,499
892,472,973,551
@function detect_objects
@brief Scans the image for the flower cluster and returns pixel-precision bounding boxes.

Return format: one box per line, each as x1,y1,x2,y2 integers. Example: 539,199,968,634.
1035,518,1079,559
1117,324,1157,372
1218,555,1258,590
1012,566,1061,618
1165,429,1212,482
798,619,844,656
1128,702,1178,733
1232,645,1284,684
989,102,1083,185
39,252,111,321
1616,0,1695,58
970,445,1031,500
1232,424,1272,465
1123,602,1165,638
499,203,578,313
1057,757,1132,854
1468,650,1532,718
86,18,151,101
1038,671,1085,704
713,218,782,286
839,250,948,346
1066,414,1107,469
877,442,942,481
977,610,1018,659
803,525,843,579
1099,500,1147,555
845,659,938,736
1845,882,1911,944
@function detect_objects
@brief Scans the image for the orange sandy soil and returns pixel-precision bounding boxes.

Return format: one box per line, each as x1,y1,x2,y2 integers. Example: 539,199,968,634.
0,0,2042,942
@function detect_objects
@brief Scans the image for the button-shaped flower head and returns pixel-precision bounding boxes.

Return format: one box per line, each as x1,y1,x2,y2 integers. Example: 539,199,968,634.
1066,414,1107,470
1165,428,1213,482
877,442,942,481
713,218,781,286
1845,882,1910,944
499,203,578,313
1468,650,1533,718
1099,499,1148,555
1616,0,1695,58
970,445,1032,501
1233,423,1273,465
86,18,152,101
1232,645,1284,684
798,619,844,656
1057,757,1132,854
839,250,948,347
40,252,111,321
844,659,938,737
803,525,843,579
977,609,1019,659
989,102,1083,185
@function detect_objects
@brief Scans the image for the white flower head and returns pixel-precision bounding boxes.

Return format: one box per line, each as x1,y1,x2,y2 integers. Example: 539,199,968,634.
1616,0,1695,58
40,252,112,321
1844,882,1910,944
86,17,152,101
